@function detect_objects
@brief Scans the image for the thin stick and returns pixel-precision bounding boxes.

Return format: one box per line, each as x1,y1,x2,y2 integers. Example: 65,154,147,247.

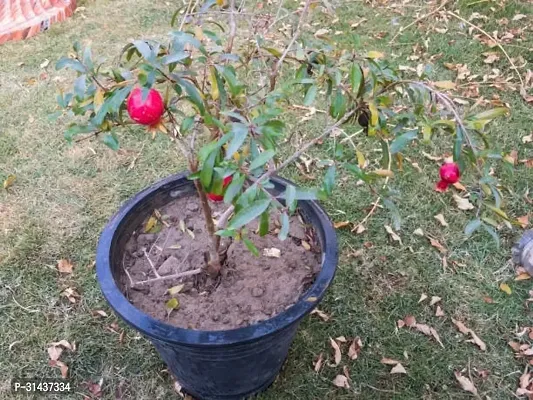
390,0,449,44
179,0,196,30
225,0,237,54
144,250,161,278
11,296,40,313
122,254,135,286
447,11,524,87
133,268,203,286
269,0,312,91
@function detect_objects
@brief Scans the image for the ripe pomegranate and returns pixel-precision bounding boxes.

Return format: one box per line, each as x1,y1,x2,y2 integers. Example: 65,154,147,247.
207,176,233,202
435,162,460,192
126,87,165,126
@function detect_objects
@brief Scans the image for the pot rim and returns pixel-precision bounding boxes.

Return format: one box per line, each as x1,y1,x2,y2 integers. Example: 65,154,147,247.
96,172,338,346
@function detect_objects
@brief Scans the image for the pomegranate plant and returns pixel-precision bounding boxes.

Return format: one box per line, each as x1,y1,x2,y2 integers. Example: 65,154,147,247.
54,0,515,277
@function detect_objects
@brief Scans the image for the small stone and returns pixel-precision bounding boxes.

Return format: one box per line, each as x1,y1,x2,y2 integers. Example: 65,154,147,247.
158,256,181,276
251,287,264,297
222,317,231,324
211,314,220,322
187,203,199,212
289,221,306,240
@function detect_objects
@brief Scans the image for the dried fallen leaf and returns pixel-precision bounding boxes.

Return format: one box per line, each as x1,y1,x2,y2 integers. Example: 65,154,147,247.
451,319,487,351
40,59,50,69
166,298,180,310
454,371,479,397
144,216,159,233
483,53,500,64
354,224,366,234
47,346,63,361
453,194,475,210
390,363,407,374
91,310,108,318
422,152,442,161
413,228,424,236
435,306,445,317
330,337,342,366
167,284,185,295
515,273,531,281
517,214,529,229
418,293,428,303
428,237,447,254
82,380,103,398
313,352,324,372
499,283,512,295
60,287,80,303
57,259,74,274
381,358,401,365
301,241,311,251
332,374,350,388
512,14,527,21
384,225,402,244
336,336,347,343
367,50,385,59
434,80,456,90
397,319,406,328
434,214,448,227
348,337,362,360
49,360,68,378
314,28,330,38
453,182,467,191
523,134,533,144
263,248,281,258
334,221,350,229
430,296,441,306
3,174,16,189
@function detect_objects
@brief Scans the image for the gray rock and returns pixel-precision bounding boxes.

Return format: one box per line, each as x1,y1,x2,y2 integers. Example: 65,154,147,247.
251,287,264,297
158,256,181,276
289,220,306,240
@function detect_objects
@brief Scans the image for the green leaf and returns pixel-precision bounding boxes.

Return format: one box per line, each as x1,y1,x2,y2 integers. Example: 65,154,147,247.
73,75,87,99
224,174,245,204
162,51,189,65
481,223,500,247
469,107,509,121
103,133,120,151
228,199,271,229
323,165,336,195
249,150,275,170
390,129,418,154
180,116,195,133
259,211,269,236
278,212,289,241
225,123,248,160
380,139,390,169
303,85,317,106
133,40,154,61
216,229,236,237
285,184,297,214
64,124,94,142
329,90,346,120
350,64,364,97
55,57,86,73
181,80,205,114
464,218,482,236
243,238,260,256
165,298,180,310
200,150,217,188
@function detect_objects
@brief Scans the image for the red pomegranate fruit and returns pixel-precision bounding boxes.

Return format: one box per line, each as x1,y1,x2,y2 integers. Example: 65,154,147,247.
126,87,165,126
207,176,233,202
435,162,460,192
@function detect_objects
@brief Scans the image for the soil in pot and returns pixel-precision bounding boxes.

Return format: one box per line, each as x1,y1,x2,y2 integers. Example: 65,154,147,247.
120,194,321,331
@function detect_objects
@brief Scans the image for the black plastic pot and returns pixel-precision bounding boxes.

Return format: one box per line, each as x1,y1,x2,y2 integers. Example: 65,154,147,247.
96,172,338,400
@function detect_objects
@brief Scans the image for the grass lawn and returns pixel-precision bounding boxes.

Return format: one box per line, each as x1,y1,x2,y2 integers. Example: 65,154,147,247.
1,0,532,398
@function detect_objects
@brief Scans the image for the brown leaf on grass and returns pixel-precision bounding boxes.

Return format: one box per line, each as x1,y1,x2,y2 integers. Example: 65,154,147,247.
57,259,74,274
483,53,500,64
91,310,108,318
50,340,73,351
60,287,80,303
428,237,447,254
453,194,475,210
334,221,350,229
3,174,16,189
416,324,445,348
311,309,330,322
330,338,341,366
348,337,363,360
384,225,402,244
499,283,512,295
332,374,350,388
397,319,406,328
451,319,487,351
313,352,324,372
301,241,311,251
453,182,467,191
47,346,63,361
336,336,347,343
430,296,442,306
403,315,417,327
390,363,407,374
381,358,401,365
523,134,533,144
82,380,103,398
49,360,68,378
454,371,479,397
517,214,529,229
343,366,351,380
418,293,428,303
413,228,424,236
435,306,445,317
434,214,448,227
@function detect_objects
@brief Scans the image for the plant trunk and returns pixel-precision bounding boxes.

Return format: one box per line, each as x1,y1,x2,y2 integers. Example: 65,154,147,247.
192,179,222,277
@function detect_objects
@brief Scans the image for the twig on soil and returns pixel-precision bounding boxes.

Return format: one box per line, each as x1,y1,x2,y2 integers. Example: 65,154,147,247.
144,250,161,279
446,11,524,88
389,0,449,43
134,268,202,286
122,254,135,286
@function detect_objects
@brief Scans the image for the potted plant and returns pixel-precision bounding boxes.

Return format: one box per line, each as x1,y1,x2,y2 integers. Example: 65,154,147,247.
55,1,511,397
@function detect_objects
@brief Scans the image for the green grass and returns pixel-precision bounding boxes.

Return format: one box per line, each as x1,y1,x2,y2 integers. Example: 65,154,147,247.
1,0,532,398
